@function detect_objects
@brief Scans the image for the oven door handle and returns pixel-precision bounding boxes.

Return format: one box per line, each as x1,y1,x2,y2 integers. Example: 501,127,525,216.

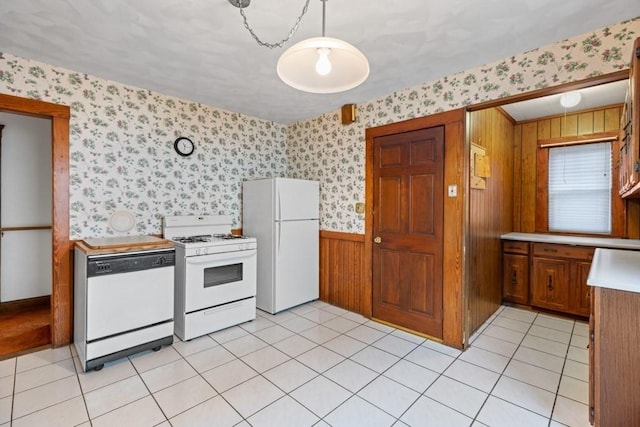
186,249,256,265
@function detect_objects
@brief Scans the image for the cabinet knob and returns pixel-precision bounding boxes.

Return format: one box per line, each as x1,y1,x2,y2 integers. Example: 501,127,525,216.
374,236,382,244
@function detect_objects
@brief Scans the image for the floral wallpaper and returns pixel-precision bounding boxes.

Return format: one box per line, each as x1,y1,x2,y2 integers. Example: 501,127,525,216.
288,17,640,233
0,55,288,238
0,18,639,238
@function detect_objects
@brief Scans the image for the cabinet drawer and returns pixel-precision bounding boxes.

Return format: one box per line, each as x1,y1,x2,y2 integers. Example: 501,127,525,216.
503,240,530,254
533,243,594,260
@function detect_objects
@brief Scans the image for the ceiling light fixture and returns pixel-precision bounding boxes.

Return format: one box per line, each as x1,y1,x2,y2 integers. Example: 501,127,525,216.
230,0,369,94
560,91,582,108
277,0,369,93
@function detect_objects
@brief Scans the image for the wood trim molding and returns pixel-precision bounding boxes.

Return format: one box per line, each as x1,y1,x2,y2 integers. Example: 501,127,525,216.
535,147,550,232
51,115,71,346
0,226,53,232
0,93,70,119
365,109,466,348
495,106,517,125
320,230,365,242
0,93,71,347
538,131,619,149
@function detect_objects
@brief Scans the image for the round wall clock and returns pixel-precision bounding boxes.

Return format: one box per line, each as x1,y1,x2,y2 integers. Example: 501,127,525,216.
174,137,195,157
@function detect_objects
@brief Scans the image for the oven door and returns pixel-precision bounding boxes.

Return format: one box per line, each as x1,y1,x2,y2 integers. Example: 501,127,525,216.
184,249,257,312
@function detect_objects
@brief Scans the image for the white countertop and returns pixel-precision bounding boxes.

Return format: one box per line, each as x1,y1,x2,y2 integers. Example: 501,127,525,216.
501,232,640,250
587,248,640,294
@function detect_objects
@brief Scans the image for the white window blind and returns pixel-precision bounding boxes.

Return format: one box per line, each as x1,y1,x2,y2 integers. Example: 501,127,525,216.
548,142,611,234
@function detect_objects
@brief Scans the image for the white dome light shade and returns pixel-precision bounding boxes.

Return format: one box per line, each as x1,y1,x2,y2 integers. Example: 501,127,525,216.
277,36,369,93
560,91,582,108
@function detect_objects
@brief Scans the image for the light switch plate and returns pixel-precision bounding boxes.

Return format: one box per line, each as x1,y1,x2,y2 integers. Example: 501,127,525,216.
448,184,457,197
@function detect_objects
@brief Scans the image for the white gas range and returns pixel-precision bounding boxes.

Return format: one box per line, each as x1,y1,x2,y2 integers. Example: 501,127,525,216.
163,215,257,341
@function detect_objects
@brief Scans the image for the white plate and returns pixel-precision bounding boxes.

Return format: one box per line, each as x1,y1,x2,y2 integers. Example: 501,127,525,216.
109,210,136,233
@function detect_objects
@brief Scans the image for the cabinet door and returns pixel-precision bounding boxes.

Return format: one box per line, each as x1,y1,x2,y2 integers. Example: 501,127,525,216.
620,36,640,197
574,261,592,317
531,257,570,311
503,254,529,304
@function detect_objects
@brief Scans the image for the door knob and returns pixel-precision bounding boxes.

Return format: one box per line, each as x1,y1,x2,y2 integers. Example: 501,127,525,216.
374,236,382,244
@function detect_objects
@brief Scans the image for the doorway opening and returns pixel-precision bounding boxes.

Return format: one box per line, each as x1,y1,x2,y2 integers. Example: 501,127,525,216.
0,93,71,356
0,112,53,357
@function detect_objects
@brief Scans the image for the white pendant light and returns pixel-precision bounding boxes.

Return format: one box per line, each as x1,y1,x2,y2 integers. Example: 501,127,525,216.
277,0,369,93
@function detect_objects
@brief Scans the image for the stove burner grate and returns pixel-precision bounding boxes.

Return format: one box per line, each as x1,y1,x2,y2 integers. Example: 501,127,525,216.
213,234,248,240
172,235,212,243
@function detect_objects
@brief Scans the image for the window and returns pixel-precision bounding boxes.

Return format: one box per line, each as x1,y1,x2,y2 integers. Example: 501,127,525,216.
547,142,611,234
536,132,623,237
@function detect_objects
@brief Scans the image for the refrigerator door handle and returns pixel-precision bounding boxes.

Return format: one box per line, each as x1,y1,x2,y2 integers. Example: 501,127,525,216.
277,222,281,255
277,186,281,220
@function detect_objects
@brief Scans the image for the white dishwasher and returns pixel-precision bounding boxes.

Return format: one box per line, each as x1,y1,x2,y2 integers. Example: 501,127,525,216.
74,236,175,371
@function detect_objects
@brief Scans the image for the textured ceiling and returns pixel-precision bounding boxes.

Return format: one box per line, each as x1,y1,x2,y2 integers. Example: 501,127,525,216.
0,0,639,124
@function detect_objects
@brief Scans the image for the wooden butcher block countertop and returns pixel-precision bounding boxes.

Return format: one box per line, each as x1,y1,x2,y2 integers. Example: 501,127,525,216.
76,235,174,255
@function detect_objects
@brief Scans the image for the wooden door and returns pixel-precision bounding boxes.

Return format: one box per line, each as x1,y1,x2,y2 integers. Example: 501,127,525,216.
575,261,592,317
502,253,529,305
372,126,444,338
531,257,570,311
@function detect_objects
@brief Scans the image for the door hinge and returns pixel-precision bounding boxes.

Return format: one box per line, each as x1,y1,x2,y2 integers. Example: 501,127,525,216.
636,46,640,59
635,161,640,173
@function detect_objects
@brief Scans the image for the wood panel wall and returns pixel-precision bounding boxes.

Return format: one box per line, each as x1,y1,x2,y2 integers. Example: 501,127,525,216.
467,107,515,335
512,104,640,236
319,231,366,314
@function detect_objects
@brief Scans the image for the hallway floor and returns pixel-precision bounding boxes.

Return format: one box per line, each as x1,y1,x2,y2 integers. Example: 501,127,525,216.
0,302,50,358
0,301,589,426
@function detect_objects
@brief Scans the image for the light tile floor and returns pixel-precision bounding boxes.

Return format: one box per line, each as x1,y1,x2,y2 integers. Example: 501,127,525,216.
0,301,590,426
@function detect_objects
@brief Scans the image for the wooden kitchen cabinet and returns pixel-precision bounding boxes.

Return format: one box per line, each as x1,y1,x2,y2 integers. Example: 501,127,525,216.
531,257,570,312
619,37,640,198
531,243,593,316
575,261,592,317
502,241,529,305
590,286,640,425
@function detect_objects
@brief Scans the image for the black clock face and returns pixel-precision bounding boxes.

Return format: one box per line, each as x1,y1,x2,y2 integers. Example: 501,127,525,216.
174,137,194,157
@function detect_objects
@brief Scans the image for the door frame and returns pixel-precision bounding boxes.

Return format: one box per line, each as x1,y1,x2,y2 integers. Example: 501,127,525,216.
0,93,71,347
365,109,467,349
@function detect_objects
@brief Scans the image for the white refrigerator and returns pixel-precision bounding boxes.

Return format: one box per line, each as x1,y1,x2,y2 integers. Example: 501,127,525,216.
242,178,319,314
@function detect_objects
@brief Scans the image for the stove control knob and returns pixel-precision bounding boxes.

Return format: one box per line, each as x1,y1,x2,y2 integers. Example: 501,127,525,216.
203,247,208,255
196,248,201,255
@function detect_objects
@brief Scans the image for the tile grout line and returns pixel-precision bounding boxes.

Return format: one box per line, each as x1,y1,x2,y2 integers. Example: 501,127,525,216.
10,350,85,424
72,349,94,427
546,319,582,427
469,309,551,424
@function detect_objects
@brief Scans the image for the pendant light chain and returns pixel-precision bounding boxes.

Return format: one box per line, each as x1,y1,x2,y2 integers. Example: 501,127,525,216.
234,0,312,49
